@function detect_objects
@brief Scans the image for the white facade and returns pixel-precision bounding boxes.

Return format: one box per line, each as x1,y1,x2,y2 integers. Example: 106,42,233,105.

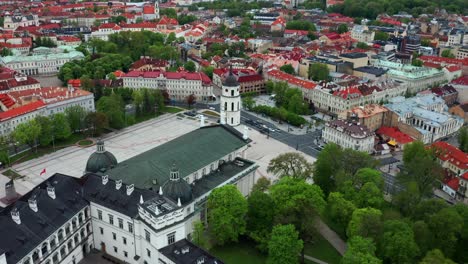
17,207,92,264
0,50,84,76
122,71,214,102
351,25,375,43
3,14,39,30
220,78,241,126
304,81,407,115
323,120,375,153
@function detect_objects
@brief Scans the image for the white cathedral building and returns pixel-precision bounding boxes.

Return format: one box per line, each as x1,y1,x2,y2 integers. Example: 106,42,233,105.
220,66,241,127
0,125,257,264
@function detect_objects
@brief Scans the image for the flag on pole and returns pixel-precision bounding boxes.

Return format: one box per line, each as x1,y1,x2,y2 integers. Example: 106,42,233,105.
40,168,46,176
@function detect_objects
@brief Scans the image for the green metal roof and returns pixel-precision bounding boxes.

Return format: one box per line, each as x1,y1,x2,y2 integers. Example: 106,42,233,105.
106,125,249,189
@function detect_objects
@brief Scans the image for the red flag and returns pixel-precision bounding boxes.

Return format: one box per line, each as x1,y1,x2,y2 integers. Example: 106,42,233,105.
40,168,46,176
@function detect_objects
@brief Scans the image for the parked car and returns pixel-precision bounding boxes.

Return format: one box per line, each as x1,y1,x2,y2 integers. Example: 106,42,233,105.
209,107,215,110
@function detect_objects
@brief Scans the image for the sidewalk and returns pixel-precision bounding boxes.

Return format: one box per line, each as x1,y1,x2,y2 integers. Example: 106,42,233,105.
316,218,347,256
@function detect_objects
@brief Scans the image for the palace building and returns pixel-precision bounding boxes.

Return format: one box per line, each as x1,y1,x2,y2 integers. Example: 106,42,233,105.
0,125,257,264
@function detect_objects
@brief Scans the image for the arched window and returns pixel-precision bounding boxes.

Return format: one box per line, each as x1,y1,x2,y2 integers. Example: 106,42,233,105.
231,90,234,96
231,102,234,111
224,102,227,111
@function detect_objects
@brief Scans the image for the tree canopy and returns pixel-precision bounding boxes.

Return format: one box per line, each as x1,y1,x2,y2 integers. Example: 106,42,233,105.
267,224,303,264
207,185,248,245
267,152,314,180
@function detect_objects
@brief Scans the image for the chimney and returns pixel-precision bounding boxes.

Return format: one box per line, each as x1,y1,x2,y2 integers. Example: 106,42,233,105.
159,186,163,195
126,184,134,196
116,179,122,190
177,197,182,207
5,180,17,203
28,195,38,212
243,125,249,140
47,184,56,199
139,195,144,204
11,207,21,225
200,115,205,127
102,175,109,185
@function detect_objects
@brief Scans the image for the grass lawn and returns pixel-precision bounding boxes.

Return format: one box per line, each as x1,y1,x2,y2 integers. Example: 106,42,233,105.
304,233,342,264
163,106,184,113
9,133,88,165
202,110,220,117
3,169,23,180
77,139,94,146
210,239,266,264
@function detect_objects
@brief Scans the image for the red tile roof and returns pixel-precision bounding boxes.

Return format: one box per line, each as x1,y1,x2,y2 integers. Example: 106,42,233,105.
267,70,316,90
451,76,468,86
0,100,45,121
462,172,468,180
432,141,468,170
376,126,414,144
446,177,459,191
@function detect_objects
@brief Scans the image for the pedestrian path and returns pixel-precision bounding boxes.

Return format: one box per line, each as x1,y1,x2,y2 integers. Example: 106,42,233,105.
316,218,347,255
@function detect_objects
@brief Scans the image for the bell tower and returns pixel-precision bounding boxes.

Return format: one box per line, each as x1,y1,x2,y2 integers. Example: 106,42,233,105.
220,66,241,126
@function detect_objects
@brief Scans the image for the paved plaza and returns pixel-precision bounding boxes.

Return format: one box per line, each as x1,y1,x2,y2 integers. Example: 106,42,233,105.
0,112,315,203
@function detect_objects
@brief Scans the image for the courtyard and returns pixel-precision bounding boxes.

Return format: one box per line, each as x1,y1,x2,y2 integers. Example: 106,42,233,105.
0,112,314,203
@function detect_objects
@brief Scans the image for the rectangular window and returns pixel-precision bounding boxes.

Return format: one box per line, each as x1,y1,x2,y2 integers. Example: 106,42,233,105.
113,246,117,253
124,251,128,258
97,210,102,220
118,218,123,229
167,232,175,245
128,222,133,233
146,249,151,257
112,232,116,240
99,227,103,235
145,230,151,242
109,214,114,225
123,237,127,245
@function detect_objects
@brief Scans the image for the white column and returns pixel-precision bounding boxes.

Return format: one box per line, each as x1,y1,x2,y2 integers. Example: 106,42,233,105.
38,249,43,259
47,241,51,252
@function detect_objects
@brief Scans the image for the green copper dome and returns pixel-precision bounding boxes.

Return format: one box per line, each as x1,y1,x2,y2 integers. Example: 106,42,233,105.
162,164,193,205
85,140,118,173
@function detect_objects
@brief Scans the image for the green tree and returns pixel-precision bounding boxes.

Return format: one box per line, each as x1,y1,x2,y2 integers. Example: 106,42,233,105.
373,31,388,41
247,191,276,252
381,220,419,263
398,141,444,200
65,106,87,133
35,116,54,147
270,177,326,261
279,64,295,75
97,94,125,129
458,126,468,153
267,224,303,264
420,249,456,264
342,236,382,264
266,80,275,94
207,185,248,245
313,143,343,195
412,220,433,257
252,177,271,193
327,192,356,234
202,66,214,79
285,20,316,31
428,208,463,257
441,49,455,58
85,112,108,136
412,59,423,67
1,48,13,57
267,152,314,180
347,207,383,243
453,204,468,263
309,63,329,81
132,89,144,117
191,221,209,249
337,24,348,33
356,42,370,50
52,113,72,140
242,96,255,110
184,61,196,72
13,120,41,149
